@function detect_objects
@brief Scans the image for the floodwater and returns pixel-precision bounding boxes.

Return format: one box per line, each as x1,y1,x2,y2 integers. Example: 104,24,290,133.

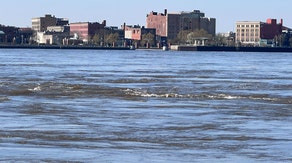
0,49,291,162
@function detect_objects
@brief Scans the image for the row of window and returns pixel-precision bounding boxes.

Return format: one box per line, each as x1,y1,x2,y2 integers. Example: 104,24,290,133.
237,38,260,42
237,24,259,28
237,33,259,37
237,29,259,32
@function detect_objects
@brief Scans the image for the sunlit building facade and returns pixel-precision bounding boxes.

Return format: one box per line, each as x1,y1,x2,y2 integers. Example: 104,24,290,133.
32,14,69,32
236,19,283,46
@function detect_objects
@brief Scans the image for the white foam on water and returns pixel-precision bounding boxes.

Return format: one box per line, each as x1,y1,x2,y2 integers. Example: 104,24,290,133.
28,84,42,92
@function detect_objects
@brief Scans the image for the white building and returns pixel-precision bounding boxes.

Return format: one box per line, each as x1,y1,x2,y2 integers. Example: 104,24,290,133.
236,21,261,46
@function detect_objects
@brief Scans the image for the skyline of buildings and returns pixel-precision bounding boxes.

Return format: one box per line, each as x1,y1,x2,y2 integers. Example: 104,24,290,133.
0,8,291,47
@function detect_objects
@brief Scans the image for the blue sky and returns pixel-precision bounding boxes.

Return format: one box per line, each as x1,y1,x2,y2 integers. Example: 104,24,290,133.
1,0,291,33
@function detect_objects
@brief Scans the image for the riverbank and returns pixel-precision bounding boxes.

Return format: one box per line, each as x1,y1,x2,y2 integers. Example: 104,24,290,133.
2,44,292,53
0,44,131,50
171,45,292,53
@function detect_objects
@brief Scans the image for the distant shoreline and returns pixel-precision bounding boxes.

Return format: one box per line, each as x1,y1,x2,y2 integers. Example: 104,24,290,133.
0,44,131,50
171,45,292,53
1,44,292,53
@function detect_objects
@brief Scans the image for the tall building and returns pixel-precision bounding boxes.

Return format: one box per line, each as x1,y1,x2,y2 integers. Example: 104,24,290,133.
236,19,283,46
146,9,216,40
70,21,106,42
31,14,69,32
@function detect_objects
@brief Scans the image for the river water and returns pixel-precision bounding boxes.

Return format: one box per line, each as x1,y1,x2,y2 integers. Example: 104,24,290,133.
0,49,291,162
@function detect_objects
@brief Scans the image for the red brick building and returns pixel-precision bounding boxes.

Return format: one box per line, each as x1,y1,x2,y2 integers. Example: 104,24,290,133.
122,24,156,47
261,19,283,39
70,21,106,42
146,9,216,40
123,25,155,40
146,10,168,37
123,25,142,40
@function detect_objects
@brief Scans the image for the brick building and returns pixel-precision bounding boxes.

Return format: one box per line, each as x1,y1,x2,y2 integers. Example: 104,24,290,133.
32,14,69,32
236,19,283,46
146,9,216,40
123,25,156,40
70,21,106,42
122,24,156,47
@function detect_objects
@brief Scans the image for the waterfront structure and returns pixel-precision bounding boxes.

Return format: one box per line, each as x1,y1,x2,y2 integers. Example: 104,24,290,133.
122,24,156,47
123,25,144,40
36,26,70,45
236,19,283,46
31,14,69,44
146,9,216,40
70,21,106,43
31,14,69,32
18,28,34,44
0,25,19,43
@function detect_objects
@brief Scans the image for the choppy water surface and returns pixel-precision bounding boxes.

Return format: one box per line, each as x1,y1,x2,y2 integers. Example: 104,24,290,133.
0,49,291,162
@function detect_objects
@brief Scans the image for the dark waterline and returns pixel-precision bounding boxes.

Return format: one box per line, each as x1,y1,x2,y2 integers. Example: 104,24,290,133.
0,49,292,162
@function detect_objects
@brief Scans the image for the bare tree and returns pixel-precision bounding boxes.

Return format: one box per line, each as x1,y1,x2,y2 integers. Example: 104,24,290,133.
104,33,119,46
141,33,155,47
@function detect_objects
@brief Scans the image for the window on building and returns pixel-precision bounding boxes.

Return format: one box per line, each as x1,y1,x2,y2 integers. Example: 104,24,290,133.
241,25,245,27
246,25,249,28
251,25,254,27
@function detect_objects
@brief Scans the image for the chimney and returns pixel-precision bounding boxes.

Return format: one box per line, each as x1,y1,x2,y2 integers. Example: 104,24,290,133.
123,22,126,31
280,19,283,25
164,9,167,16
102,20,106,26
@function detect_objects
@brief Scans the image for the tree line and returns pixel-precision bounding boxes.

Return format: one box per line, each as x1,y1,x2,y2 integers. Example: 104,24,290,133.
89,29,156,47
87,28,292,47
